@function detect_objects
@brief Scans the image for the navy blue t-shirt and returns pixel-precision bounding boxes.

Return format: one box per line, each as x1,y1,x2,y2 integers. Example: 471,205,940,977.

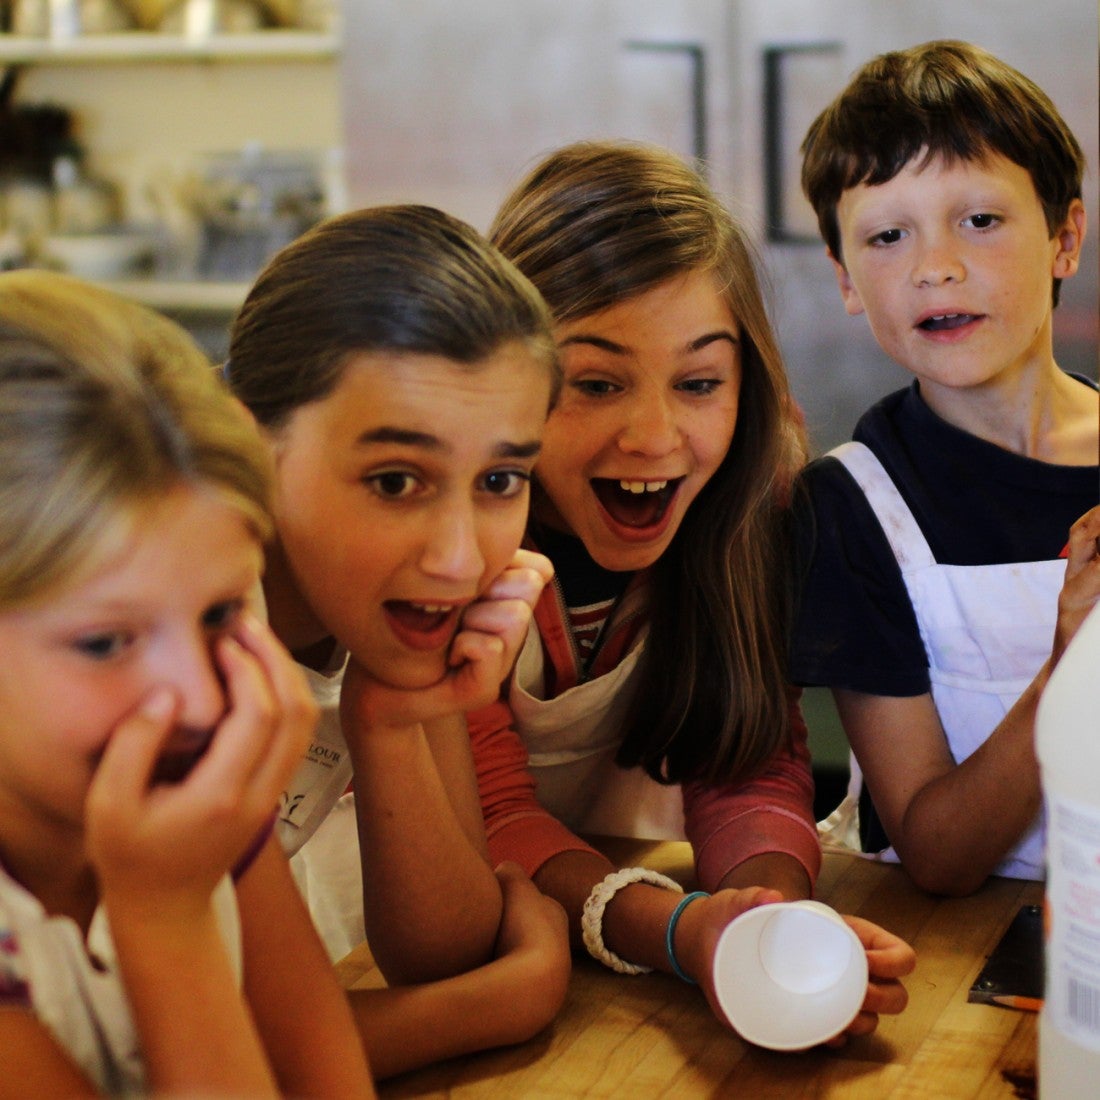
790,379,1099,697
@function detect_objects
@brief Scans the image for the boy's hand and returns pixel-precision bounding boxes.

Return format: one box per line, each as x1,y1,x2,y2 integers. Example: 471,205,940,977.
86,614,316,918
1054,505,1100,665
341,549,553,733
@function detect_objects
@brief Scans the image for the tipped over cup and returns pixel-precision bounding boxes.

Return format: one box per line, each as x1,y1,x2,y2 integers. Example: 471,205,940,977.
711,899,868,1051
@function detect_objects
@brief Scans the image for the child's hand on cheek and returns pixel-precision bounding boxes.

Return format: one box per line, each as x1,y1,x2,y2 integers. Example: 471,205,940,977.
446,547,554,699
85,615,316,920
341,549,553,733
455,547,554,653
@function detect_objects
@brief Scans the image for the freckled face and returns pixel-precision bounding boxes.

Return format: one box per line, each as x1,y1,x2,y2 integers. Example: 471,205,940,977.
832,152,1085,395
265,344,551,689
533,269,741,572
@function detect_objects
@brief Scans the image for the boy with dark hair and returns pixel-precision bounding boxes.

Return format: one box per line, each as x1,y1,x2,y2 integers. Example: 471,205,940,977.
791,39,1100,896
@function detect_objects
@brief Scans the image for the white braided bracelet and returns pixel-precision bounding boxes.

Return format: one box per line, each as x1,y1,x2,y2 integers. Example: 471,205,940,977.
581,867,684,974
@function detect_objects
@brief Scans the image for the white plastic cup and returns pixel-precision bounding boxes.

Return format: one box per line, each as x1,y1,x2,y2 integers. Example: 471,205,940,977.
711,899,868,1051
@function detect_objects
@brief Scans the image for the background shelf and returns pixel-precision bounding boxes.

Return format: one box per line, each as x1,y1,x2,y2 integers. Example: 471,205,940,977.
0,31,339,63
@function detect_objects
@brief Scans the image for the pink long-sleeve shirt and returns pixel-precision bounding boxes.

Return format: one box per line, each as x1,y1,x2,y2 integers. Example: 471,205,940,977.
468,574,821,894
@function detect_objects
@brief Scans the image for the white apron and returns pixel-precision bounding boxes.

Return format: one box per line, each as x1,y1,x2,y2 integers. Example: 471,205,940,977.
819,442,1060,880
0,868,241,1096
509,620,686,841
275,652,365,962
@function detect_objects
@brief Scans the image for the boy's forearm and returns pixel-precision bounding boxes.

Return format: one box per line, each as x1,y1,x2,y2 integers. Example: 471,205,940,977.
893,678,1045,896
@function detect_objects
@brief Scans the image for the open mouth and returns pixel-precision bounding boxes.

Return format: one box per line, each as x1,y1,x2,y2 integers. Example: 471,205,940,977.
592,477,682,529
151,733,213,785
383,600,460,650
917,313,981,332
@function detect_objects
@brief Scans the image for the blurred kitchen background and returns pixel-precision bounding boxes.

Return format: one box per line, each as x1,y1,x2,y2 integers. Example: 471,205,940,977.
335,0,1098,454
3,0,1096,805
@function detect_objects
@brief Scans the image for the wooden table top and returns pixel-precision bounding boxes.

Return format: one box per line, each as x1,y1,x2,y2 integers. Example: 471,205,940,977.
337,838,1044,1098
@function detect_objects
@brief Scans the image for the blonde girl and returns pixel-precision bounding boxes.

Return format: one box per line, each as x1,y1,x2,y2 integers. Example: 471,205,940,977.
0,270,373,1097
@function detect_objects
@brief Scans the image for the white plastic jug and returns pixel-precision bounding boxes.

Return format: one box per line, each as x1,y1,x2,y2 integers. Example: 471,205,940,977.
1036,602,1100,1098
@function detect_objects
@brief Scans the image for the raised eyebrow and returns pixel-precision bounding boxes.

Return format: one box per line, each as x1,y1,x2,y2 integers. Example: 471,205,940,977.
496,440,541,460
353,427,540,461
356,426,444,450
558,334,624,354
689,330,739,353
559,331,739,355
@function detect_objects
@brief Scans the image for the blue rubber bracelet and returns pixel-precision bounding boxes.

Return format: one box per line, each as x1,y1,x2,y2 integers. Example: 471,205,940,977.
665,890,710,984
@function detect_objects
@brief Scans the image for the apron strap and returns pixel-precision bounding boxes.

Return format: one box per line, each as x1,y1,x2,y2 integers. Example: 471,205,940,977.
829,441,937,572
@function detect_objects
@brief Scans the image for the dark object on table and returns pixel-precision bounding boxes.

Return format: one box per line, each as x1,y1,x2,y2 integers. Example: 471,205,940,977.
969,903,1044,1008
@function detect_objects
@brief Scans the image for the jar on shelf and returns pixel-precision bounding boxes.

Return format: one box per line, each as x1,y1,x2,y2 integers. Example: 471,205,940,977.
51,154,119,234
158,0,268,36
10,0,132,36
2,175,52,243
78,0,135,33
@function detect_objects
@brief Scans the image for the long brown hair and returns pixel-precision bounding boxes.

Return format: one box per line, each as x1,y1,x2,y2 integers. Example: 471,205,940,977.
227,204,559,429
491,141,807,784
